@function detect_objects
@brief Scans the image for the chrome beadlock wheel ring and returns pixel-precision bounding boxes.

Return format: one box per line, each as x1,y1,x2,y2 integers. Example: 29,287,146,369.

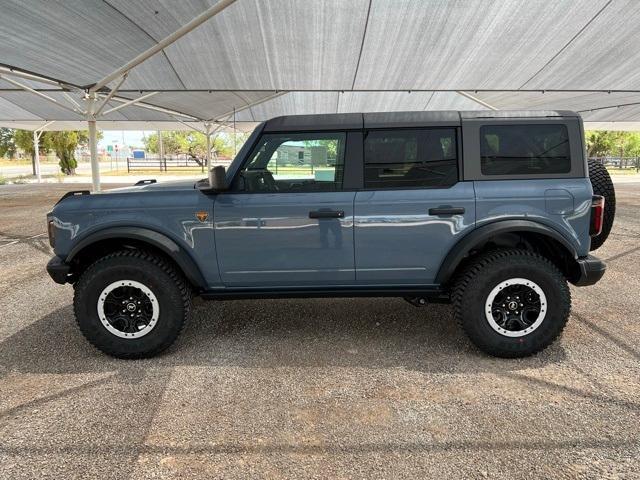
485,278,547,338
97,280,159,339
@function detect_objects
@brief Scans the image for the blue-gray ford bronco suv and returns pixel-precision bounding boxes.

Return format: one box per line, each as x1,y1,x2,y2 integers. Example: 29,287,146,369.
46,111,614,359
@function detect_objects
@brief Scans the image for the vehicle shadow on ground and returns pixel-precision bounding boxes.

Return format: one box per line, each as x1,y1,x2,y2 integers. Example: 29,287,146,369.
0,297,568,377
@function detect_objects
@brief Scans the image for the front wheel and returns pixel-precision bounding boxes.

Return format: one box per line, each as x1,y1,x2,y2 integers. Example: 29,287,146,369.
453,249,571,358
73,250,191,358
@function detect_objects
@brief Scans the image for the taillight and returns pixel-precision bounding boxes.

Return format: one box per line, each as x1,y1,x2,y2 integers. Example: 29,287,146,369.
590,195,605,237
47,219,56,248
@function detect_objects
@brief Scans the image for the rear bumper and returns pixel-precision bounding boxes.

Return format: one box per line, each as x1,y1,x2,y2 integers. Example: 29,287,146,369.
46,256,71,284
574,255,606,286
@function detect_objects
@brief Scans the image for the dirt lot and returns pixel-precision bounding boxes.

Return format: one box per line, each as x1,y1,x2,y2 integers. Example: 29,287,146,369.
0,182,638,479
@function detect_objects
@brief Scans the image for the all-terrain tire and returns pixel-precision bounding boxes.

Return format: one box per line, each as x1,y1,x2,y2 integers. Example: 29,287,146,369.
73,250,191,359
588,159,615,251
453,249,571,358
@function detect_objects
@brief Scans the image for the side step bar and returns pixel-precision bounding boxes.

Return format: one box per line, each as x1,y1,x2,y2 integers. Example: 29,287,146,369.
200,286,450,302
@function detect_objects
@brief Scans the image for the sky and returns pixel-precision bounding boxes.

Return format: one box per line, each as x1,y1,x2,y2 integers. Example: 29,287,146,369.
99,130,147,149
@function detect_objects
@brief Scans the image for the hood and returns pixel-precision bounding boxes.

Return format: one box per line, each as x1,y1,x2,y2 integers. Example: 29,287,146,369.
102,179,201,194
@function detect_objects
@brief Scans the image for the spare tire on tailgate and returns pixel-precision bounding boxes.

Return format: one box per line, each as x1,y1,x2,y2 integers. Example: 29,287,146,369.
588,159,615,251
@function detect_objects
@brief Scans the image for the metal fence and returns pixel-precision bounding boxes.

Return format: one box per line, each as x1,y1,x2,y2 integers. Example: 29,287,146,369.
126,155,232,172
127,155,203,172
590,156,640,171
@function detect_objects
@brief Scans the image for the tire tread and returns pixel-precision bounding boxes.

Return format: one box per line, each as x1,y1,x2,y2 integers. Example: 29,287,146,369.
73,249,191,358
588,159,616,251
452,248,571,357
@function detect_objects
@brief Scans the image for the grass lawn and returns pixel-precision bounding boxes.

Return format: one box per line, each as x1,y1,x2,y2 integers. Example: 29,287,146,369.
606,167,640,176
0,158,60,167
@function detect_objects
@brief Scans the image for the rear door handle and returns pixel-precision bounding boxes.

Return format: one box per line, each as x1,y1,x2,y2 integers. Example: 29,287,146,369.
428,207,465,216
309,210,345,219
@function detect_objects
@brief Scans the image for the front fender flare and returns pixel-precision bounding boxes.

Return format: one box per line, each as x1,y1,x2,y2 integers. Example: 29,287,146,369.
66,226,207,288
434,220,579,285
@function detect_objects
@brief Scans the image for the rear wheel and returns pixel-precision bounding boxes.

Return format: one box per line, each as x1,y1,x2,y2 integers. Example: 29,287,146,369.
588,159,615,251
73,250,191,358
453,249,571,358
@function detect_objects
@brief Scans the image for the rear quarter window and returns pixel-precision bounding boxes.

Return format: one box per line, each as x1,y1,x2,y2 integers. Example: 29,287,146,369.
480,124,571,175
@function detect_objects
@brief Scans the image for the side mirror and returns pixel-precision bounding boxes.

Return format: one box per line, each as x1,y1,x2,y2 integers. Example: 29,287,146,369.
199,165,227,191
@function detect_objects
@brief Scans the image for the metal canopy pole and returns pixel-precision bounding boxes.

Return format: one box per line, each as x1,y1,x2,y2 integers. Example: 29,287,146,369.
33,130,40,181
32,121,55,182
85,93,100,192
88,120,99,192
205,123,212,172
89,0,238,93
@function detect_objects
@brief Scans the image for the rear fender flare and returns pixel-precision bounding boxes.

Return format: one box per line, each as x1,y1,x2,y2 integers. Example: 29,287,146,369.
435,220,578,284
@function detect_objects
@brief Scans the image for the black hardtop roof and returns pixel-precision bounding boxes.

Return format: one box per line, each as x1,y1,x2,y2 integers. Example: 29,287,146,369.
262,110,580,132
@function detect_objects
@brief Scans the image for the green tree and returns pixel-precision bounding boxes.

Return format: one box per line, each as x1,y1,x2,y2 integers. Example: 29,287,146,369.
0,128,16,158
143,131,237,160
143,131,183,155
585,130,640,158
45,131,89,175
626,132,640,157
585,131,616,157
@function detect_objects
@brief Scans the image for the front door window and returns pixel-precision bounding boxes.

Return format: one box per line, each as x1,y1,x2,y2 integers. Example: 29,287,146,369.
234,132,346,192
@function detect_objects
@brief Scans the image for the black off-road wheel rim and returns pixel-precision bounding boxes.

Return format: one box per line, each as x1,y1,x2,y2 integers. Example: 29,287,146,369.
485,278,547,337
97,280,159,339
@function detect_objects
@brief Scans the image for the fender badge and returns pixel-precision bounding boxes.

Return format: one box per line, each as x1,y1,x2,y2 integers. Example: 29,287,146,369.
195,211,209,222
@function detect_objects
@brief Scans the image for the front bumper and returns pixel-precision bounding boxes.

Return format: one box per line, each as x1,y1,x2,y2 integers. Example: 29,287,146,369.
46,256,71,284
574,255,606,286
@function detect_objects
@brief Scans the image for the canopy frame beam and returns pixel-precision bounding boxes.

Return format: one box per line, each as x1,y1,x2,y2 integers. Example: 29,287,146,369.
0,65,73,89
101,94,203,121
101,91,160,116
94,74,128,117
0,73,83,115
210,91,286,122
456,91,498,110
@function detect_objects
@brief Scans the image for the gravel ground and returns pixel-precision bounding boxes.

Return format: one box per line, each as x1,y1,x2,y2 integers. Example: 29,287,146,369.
0,182,638,479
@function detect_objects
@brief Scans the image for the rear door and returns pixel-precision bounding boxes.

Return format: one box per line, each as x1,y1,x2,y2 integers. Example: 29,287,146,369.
214,131,358,287
354,127,476,285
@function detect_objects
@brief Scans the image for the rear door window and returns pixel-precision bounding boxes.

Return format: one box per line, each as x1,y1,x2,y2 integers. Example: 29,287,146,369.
480,124,571,175
364,128,458,189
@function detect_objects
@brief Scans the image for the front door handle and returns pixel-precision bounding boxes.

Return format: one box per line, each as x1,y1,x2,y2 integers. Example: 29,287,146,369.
309,210,345,219
428,206,465,216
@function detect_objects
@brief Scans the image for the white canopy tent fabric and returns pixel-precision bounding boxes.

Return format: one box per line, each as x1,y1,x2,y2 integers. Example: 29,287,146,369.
1,0,639,189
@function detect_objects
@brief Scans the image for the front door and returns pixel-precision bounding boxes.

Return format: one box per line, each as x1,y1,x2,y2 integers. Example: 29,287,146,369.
354,127,476,284
214,131,356,287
